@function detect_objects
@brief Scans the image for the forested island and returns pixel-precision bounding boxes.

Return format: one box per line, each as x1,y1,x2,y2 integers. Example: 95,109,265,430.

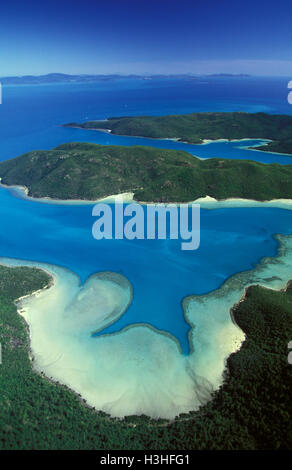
0,142,292,202
65,112,292,155
0,263,291,450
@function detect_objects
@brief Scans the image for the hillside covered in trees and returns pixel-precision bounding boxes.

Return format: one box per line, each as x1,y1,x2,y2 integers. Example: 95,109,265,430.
1,142,292,202
66,112,292,154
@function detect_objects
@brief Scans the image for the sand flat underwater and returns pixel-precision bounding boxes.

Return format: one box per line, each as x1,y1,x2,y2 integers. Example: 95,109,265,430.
1,185,292,417
1,186,292,353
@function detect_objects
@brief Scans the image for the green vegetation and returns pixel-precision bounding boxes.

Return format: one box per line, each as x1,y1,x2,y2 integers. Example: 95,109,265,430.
0,264,292,449
255,138,292,155
66,112,292,153
1,142,292,202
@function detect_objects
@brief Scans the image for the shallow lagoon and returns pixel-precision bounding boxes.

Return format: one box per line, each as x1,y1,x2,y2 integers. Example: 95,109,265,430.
1,186,292,356
2,193,292,417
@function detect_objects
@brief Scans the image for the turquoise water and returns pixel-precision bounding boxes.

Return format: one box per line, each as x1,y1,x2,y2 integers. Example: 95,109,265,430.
1,186,292,353
0,77,292,355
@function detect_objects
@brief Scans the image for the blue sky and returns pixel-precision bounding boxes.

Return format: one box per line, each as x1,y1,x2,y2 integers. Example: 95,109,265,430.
0,0,291,76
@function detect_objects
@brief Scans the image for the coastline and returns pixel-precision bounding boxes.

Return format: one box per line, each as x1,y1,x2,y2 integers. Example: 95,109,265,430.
245,141,292,157
64,124,181,142
0,181,136,205
0,256,245,418
65,123,291,156
182,233,292,387
1,231,292,419
2,181,292,210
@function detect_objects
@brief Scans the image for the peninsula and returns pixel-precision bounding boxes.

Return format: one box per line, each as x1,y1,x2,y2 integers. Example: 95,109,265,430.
65,112,292,155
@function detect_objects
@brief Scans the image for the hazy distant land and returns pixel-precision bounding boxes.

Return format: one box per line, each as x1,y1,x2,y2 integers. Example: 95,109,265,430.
0,72,251,85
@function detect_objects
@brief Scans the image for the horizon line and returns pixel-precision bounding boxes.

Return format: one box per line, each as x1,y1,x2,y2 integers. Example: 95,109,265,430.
1,72,292,79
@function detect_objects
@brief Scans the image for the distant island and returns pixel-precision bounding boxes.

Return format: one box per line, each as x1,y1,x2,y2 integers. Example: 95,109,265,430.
0,73,141,84
0,142,292,202
0,73,251,85
65,112,292,155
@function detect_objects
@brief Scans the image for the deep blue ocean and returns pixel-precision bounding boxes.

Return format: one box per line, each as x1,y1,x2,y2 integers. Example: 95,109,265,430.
0,76,292,354
1,76,292,163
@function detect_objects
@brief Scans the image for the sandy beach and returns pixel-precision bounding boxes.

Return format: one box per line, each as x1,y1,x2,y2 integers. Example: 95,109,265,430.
2,180,292,210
